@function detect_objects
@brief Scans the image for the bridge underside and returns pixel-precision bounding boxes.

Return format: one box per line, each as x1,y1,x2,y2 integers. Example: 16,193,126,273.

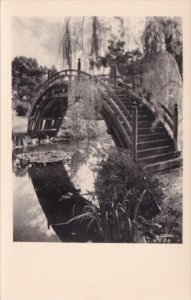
28,83,68,138
28,93,130,151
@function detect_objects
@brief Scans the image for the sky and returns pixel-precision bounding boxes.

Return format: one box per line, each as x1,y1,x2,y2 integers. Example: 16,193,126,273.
12,17,146,71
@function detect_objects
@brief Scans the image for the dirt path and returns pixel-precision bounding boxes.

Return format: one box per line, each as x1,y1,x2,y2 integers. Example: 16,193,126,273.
152,167,183,242
157,167,183,205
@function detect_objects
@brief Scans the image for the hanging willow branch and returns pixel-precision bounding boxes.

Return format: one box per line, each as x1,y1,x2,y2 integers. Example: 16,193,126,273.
62,18,72,69
80,17,88,63
91,17,99,59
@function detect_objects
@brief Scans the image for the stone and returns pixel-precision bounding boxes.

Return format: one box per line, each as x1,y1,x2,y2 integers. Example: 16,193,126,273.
141,51,183,151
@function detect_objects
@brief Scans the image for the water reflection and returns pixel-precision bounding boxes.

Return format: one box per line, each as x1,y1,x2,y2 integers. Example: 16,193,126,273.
13,137,114,242
28,162,99,242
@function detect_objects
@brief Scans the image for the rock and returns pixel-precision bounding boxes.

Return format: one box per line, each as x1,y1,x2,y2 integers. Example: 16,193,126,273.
141,51,183,151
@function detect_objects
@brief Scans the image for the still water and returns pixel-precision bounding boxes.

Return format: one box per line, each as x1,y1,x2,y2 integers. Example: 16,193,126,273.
13,135,114,242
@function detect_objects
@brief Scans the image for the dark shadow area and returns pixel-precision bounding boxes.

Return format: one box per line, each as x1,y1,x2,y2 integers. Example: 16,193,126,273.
28,162,100,242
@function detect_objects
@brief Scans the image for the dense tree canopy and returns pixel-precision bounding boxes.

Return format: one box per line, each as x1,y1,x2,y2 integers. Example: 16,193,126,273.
142,17,183,77
12,56,46,102
12,17,183,117
12,56,57,115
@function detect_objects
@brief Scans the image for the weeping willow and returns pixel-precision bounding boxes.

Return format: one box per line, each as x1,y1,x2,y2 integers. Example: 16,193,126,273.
62,18,72,69
60,17,103,70
91,17,99,59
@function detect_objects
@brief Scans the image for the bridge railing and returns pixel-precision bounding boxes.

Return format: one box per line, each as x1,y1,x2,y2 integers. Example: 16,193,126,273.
115,76,179,151
94,75,133,150
30,69,92,110
28,65,180,153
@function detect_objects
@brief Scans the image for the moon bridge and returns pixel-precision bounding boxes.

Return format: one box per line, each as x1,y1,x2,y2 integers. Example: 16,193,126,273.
28,68,182,172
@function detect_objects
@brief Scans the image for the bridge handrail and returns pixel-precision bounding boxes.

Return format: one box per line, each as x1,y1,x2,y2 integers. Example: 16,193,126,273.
115,76,175,137
29,67,178,149
29,69,93,116
100,88,132,142
30,69,131,122
97,81,132,131
103,101,132,148
31,71,123,108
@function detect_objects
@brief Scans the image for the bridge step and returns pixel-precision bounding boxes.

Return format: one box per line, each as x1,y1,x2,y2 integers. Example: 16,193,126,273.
137,139,173,150
139,151,179,164
121,110,154,121
137,120,161,128
137,145,175,158
143,157,182,172
114,88,181,171
138,133,169,142
138,115,155,121
138,126,165,134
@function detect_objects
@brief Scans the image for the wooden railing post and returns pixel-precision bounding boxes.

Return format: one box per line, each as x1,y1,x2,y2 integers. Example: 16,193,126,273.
132,100,138,162
113,63,117,88
77,58,81,82
173,103,178,150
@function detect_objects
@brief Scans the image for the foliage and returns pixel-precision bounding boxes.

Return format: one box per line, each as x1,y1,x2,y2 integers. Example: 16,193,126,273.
60,17,133,71
14,100,29,116
12,56,45,101
66,148,164,242
93,148,181,243
61,17,102,70
48,65,58,78
12,56,57,115
92,39,143,91
90,17,100,59
61,77,102,139
95,148,162,217
63,198,144,243
142,17,183,77
148,199,182,243
62,18,72,69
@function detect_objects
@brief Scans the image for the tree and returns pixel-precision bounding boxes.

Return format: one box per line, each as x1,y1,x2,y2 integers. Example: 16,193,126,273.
91,39,126,74
62,18,72,69
142,17,183,77
48,65,58,78
12,56,46,101
12,56,54,115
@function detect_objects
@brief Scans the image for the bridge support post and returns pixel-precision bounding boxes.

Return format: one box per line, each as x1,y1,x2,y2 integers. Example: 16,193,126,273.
78,58,81,82
132,100,138,162
173,103,178,151
113,64,117,88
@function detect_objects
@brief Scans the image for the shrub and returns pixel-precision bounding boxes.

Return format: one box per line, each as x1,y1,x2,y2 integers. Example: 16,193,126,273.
95,148,162,218
66,148,164,243
15,101,29,116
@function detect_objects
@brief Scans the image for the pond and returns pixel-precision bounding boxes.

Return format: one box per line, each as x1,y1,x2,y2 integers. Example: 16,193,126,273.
13,131,115,242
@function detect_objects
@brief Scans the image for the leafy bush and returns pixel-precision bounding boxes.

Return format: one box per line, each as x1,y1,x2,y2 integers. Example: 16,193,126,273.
66,148,164,243
61,77,102,140
95,148,162,218
15,102,29,116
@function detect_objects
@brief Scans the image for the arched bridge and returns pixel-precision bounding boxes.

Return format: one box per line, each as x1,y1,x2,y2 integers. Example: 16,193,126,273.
28,68,182,172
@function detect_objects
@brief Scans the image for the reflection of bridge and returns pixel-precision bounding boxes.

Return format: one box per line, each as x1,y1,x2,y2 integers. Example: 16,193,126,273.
28,67,182,172
28,162,100,242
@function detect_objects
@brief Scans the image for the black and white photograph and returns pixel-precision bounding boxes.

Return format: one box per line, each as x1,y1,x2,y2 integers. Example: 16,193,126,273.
12,16,183,243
